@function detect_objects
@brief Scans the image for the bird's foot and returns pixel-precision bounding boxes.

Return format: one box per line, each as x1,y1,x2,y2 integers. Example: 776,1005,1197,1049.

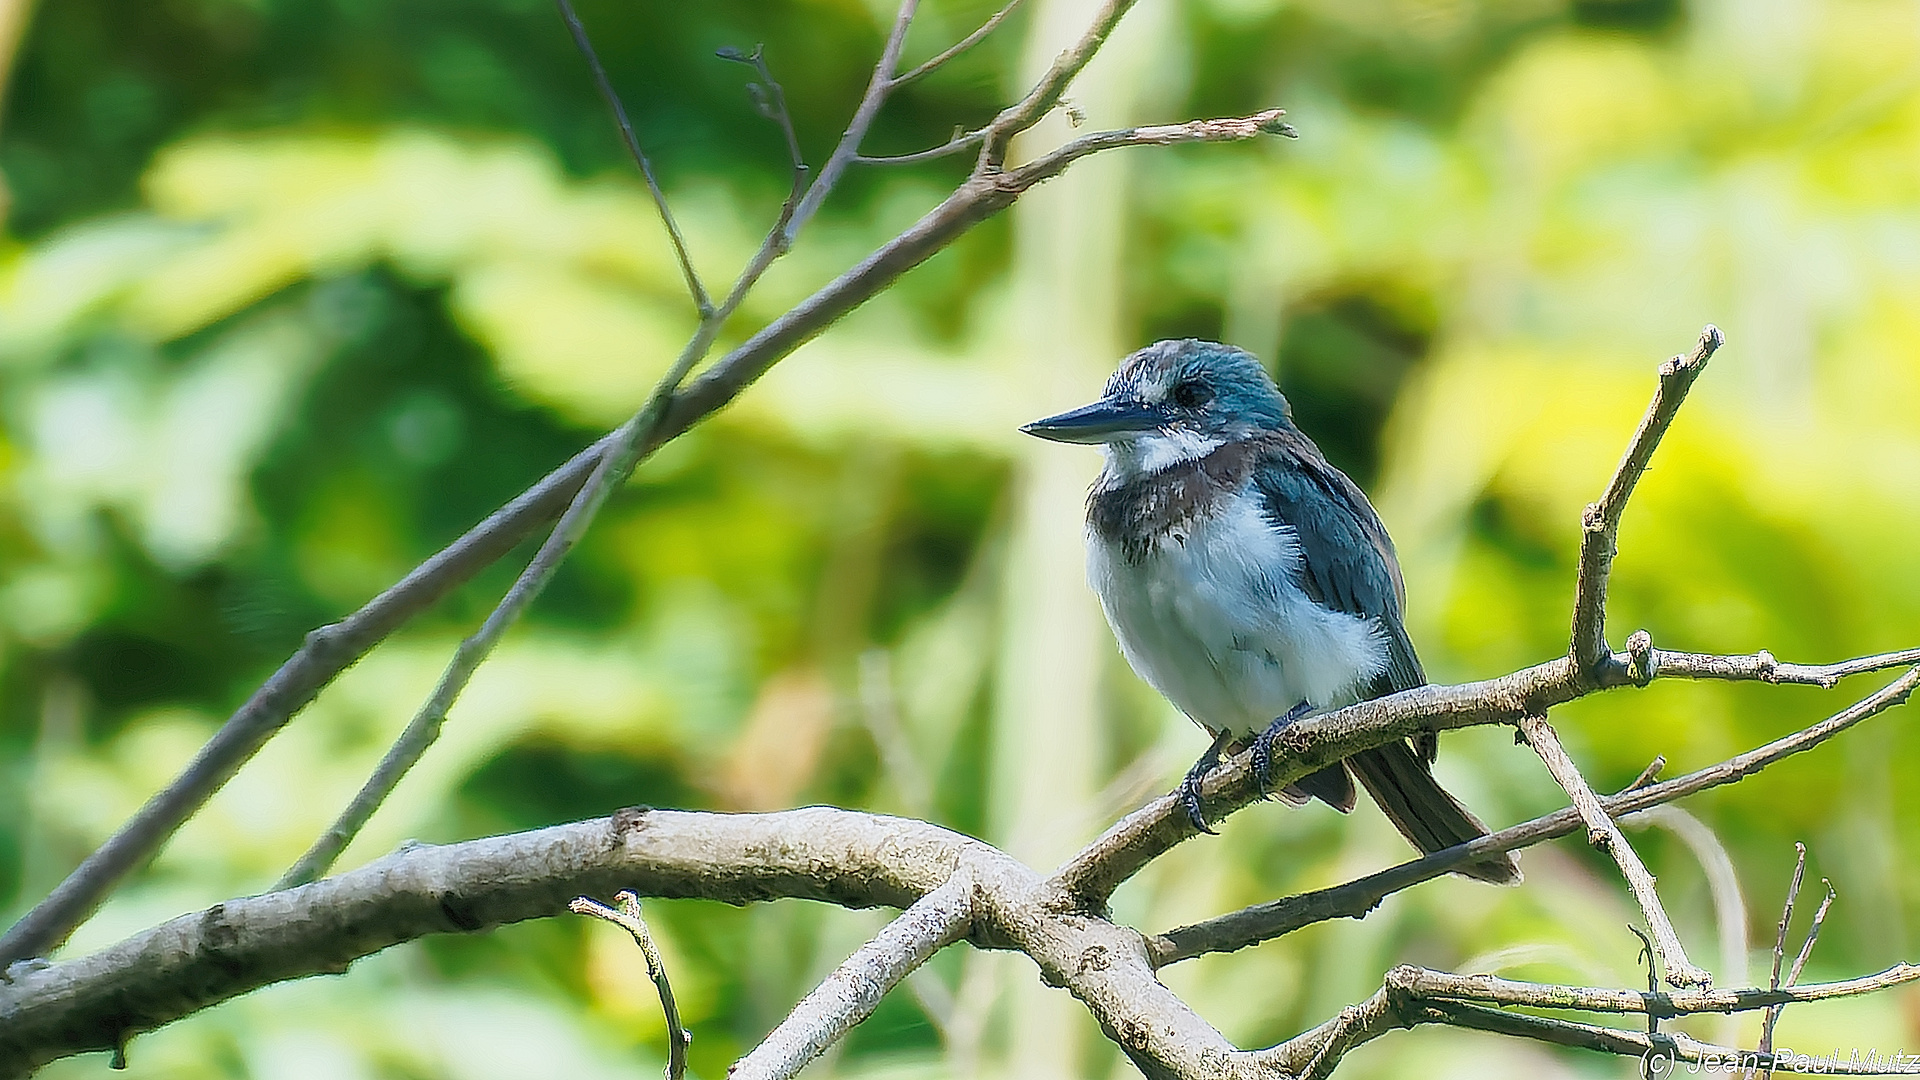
1178,769,1215,835
1176,728,1237,835
1251,700,1315,792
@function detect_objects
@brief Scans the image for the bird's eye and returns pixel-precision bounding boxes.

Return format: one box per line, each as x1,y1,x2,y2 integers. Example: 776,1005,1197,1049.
1171,380,1212,409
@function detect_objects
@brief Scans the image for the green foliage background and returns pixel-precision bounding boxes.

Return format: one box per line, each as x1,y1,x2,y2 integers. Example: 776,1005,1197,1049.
4,0,1919,1076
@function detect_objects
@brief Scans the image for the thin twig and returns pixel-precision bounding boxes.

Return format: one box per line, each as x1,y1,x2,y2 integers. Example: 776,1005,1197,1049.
1144,666,1920,967
1570,324,1723,682
1760,843,1810,1067
1405,999,1919,1075
730,872,973,1080
1786,881,1836,989
716,45,808,206
892,0,1026,87
978,0,1137,168
855,127,987,166
1264,964,1920,1077
1526,716,1702,986
781,0,920,248
276,334,703,888
1392,962,1920,1015
0,434,612,967
1644,646,1920,689
1765,878,1838,1077
572,892,690,1080
1008,110,1295,185
554,0,711,317
1625,754,1667,791
1628,806,1749,1030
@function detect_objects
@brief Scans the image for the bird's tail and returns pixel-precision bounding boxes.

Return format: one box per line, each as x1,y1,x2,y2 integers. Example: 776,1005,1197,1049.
1345,741,1521,885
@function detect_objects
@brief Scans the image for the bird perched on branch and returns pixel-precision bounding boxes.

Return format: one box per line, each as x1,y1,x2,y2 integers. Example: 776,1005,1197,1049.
1022,339,1518,884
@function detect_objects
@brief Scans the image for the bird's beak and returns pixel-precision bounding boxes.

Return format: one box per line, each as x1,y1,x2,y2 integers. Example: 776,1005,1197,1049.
1020,397,1168,444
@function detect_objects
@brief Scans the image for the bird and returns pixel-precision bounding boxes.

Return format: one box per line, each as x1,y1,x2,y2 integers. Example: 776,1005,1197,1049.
1020,338,1519,884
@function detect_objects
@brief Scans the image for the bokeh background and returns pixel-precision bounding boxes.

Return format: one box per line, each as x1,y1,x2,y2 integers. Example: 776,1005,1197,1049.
4,0,1920,1076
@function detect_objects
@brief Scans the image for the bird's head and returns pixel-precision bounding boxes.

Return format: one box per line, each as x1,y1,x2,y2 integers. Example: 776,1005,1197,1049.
1020,339,1291,474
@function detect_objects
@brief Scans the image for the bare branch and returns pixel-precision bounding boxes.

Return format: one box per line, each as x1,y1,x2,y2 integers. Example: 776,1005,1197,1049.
1290,990,1403,1080
0,435,613,967
1517,714,1710,987
1765,876,1838,1075
1410,998,1919,1075
0,808,990,1076
554,0,711,317
571,892,690,1080
1054,614,1905,904
1571,324,1724,681
731,872,974,1080
1266,964,1920,1077
1626,754,1667,791
1145,666,1920,967
1760,843,1810,1064
979,0,1136,168
1786,882,1836,995
781,0,920,248
1391,963,1920,1015
892,0,1025,88
855,127,986,166
1008,110,1295,187
1644,642,1920,689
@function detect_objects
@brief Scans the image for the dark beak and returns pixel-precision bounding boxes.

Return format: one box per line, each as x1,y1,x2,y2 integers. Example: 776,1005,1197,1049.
1020,397,1168,444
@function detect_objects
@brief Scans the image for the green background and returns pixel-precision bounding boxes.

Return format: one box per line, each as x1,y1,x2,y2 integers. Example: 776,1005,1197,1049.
4,0,1919,1076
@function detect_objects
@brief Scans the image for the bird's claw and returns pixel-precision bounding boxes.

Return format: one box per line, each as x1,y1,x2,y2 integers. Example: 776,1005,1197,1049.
1178,771,1218,834
1252,700,1314,792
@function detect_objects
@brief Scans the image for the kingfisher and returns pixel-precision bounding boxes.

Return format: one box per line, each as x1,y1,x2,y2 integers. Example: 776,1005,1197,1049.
1022,339,1518,884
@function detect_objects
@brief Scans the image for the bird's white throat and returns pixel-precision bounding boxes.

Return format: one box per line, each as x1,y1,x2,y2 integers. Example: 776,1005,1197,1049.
1102,428,1225,479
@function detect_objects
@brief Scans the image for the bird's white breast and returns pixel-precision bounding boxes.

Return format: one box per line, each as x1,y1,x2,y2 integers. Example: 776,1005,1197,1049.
1087,487,1388,737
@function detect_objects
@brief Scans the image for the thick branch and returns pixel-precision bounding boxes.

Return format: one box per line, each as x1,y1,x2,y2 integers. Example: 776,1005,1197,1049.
1570,324,1723,681
0,809,984,1077
1518,714,1709,987
1146,665,1920,966
731,872,974,1080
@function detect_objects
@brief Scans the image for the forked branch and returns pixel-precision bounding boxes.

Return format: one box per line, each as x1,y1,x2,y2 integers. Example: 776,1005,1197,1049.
572,892,690,1080
1571,324,1723,681
1517,714,1710,988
